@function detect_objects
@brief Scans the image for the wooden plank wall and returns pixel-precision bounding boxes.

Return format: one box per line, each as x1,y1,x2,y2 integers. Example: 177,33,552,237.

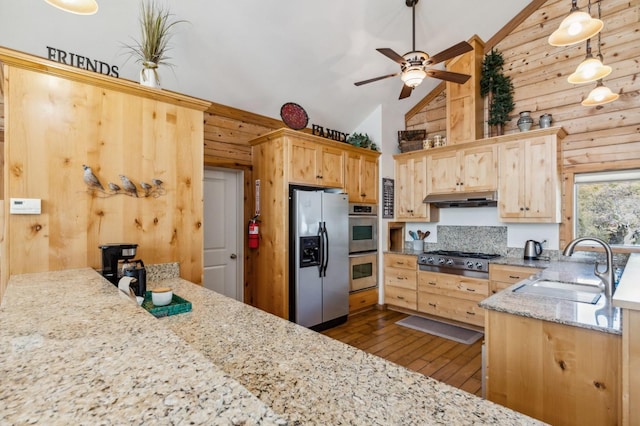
406,0,640,248
201,102,290,305
1,62,208,300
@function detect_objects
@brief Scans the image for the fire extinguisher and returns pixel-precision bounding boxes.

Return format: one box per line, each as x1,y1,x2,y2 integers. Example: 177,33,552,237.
248,216,260,249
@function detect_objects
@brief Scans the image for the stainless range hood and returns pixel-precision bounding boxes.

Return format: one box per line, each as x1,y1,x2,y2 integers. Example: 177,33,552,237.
423,191,498,208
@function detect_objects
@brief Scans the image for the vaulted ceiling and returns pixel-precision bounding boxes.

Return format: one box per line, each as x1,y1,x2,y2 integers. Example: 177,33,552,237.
0,0,532,131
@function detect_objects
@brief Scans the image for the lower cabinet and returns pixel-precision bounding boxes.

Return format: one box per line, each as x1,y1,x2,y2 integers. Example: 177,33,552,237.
348,288,378,313
485,310,621,425
384,254,417,310
417,271,488,327
489,263,541,294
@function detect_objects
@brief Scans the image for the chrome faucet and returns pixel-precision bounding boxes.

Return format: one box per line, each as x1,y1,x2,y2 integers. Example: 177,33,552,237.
562,237,615,299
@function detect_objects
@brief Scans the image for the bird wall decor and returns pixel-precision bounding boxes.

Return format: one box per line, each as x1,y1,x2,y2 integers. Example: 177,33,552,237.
81,165,166,198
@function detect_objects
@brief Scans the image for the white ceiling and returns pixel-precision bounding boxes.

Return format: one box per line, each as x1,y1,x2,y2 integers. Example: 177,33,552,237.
0,0,531,132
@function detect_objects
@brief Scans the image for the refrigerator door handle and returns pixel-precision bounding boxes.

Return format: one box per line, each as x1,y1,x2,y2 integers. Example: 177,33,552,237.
318,222,325,278
323,221,330,277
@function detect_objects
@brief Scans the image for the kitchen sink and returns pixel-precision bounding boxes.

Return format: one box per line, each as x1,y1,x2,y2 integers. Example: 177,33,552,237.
512,279,602,304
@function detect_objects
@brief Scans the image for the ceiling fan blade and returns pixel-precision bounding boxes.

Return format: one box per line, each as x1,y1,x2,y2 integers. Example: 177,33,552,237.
426,41,473,66
399,84,413,99
376,48,407,65
426,69,471,84
354,72,399,86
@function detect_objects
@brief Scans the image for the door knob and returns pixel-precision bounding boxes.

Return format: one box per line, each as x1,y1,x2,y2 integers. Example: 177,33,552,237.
230,253,237,259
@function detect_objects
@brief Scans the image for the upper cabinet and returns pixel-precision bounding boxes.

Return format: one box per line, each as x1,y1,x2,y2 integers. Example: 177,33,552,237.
345,150,379,204
427,145,497,195
498,129,566,222
446,36,484,145
395,152,439,222
289,138,345,188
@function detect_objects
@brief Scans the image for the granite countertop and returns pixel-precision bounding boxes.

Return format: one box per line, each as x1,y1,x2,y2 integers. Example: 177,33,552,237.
149,277,542,425
0,268,286,425
480,261,622,335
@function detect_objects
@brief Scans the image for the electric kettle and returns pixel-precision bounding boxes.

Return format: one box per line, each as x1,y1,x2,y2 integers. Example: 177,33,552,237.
523,240,543,260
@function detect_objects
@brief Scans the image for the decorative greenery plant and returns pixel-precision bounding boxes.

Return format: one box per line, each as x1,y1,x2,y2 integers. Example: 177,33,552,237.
124,0,186,81
480,49,514,135
347,132,377,151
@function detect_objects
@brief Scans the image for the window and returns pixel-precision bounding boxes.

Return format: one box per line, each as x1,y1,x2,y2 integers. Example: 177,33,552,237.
574,170,640,247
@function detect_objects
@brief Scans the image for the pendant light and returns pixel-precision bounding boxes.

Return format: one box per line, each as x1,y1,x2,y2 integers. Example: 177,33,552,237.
581,1,618,106
567,38,611,84
581,79,619,106
43,0,98,15
548,0,603,46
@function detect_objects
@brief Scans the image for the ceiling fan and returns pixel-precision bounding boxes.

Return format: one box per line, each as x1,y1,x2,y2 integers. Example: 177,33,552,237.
354,0,473,100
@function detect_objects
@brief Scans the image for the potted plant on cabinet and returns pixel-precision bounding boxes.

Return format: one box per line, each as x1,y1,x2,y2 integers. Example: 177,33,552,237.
124,0,186,88
480,49,514,136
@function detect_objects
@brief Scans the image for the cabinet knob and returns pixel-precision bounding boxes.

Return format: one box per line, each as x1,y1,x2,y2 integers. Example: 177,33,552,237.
525,207,530,211
520,207,525,211
361,193,366,197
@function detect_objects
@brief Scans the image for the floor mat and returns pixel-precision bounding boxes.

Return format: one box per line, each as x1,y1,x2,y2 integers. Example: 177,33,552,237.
396,316,483,345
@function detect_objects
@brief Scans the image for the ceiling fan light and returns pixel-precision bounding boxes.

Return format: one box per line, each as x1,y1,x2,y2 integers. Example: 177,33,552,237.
548,10,603,46
43,0,98,15
401,67,426,88
568,56,612,84
582,81,619,106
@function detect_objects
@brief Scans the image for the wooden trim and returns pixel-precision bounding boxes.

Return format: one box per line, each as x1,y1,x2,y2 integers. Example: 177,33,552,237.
207,101,312,133
483,0,550,53
0,47,211,111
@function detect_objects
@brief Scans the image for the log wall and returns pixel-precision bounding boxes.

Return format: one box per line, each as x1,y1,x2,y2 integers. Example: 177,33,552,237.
406,0,640,248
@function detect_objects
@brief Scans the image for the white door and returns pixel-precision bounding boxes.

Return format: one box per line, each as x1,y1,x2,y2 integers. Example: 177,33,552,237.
203,168,243,301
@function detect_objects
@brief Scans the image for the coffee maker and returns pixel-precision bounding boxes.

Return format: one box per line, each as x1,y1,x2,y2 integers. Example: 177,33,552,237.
99,243,146,296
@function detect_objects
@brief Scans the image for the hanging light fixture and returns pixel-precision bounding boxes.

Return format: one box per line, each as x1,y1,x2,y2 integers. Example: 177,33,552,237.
400,66,427,88
581,0,618,106
548,0,603,46
582,79,619,106
43,0,98,15
567,38,611,83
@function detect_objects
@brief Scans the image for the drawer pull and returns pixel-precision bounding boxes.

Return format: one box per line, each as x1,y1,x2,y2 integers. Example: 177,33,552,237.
428,281,437,286
428,302,437,307
395,261,406,265
466,288,476,292
466,311,476,316
509,275,521,279
396,276,405,280
397,296,405,300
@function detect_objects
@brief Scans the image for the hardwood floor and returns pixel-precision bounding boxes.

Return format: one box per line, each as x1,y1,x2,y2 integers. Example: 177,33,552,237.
321,308,484,397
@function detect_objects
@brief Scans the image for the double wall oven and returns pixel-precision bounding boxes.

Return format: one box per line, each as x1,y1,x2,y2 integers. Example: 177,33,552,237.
348,204,378,292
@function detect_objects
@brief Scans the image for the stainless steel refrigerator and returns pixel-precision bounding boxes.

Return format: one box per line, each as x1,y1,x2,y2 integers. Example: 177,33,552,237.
289,187,349,331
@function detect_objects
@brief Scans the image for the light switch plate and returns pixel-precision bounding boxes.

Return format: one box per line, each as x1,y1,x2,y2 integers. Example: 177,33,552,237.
9,198,41,214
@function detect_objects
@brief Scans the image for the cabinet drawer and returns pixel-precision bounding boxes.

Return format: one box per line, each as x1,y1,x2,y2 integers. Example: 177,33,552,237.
418,271,488,301
490,281,513,295
417,292,485,327
489,264,541,284
384,254,417,270
385,285,417,310
349,288,378,313
385,267,417,290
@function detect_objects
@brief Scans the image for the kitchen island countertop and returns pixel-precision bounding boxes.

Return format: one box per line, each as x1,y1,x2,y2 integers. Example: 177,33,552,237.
1,268,544,425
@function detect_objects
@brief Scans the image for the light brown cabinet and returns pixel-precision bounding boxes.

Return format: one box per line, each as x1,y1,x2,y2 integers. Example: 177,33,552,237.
427,145,497,195
384,254,417,310
250,129,379,319
417,270,488,327
489,263,541,294
349,287,378,313
485,310,621,425
289,138,345,188
498,133,562,222
395,152,439,222
345,150,379,204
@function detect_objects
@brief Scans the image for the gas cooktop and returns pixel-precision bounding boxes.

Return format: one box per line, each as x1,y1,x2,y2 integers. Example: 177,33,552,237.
417,250,501,275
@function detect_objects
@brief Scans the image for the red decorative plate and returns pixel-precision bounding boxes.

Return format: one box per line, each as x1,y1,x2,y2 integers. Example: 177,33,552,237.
280,102,309,130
